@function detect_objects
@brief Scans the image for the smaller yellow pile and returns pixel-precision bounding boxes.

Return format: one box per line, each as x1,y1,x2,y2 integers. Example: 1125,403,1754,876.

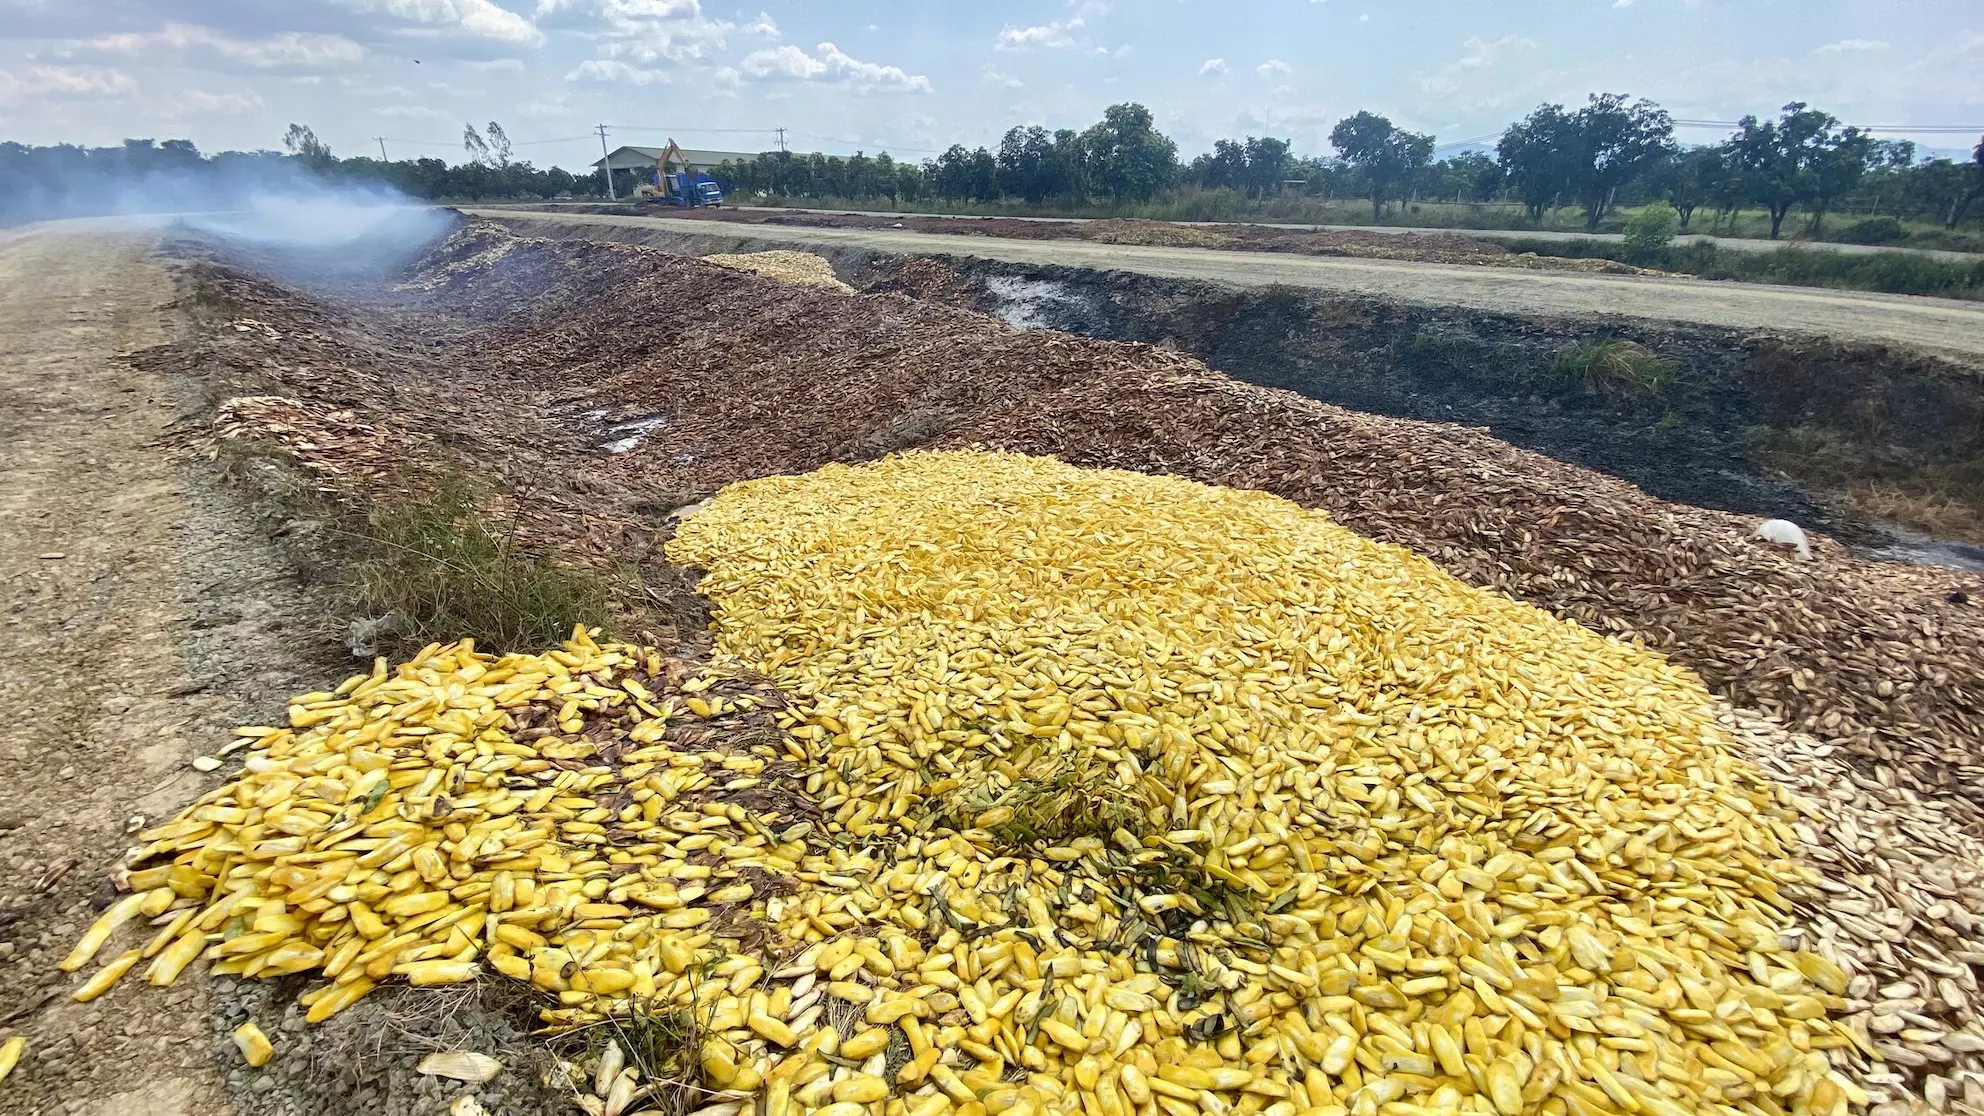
59,631,805,1032
702,250,854,293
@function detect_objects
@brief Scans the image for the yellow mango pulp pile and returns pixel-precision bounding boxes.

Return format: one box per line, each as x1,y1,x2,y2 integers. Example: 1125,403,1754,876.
664,451,1860,1116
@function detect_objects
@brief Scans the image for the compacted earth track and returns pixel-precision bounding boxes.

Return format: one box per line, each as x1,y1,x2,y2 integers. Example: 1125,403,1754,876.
0,225,331,1114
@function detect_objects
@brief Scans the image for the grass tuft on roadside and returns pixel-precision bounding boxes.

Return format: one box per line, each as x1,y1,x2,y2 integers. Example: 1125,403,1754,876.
341,483,612,660
1549,339,1674,403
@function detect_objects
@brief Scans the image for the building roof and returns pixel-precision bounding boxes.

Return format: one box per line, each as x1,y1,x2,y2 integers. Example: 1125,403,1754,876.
592,145,764,171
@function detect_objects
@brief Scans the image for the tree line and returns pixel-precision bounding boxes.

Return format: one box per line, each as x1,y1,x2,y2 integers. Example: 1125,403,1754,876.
0,123,585,226
6,103,1982,237
713,98,1984,237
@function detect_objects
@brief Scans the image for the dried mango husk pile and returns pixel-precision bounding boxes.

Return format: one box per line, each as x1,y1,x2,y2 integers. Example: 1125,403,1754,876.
664,451,1866,1116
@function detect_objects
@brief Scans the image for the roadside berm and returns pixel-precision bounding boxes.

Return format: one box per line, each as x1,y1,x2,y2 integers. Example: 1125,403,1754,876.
20,219,1984,1116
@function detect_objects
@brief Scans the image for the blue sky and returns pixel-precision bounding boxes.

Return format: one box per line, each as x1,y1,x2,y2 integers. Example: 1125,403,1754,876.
2,0,1979,169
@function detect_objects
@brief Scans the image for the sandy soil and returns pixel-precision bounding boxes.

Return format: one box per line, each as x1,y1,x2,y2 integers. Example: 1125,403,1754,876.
0,226,327,1114
467,209,1984,360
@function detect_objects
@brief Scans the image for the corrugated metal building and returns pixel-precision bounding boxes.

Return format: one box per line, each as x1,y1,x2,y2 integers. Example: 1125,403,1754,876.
591,146,762,172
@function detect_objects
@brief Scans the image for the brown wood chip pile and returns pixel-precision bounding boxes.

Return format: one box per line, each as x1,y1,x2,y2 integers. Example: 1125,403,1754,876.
396,226,1984,832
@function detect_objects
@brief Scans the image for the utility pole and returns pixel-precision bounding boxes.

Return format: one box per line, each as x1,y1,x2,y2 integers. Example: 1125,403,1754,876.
775,126,787,155
596,123,616,200
375,137,388,161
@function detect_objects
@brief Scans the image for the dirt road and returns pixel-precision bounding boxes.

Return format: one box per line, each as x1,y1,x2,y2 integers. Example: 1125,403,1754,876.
469,209,1984,360
484,202,1981,261
0,226,323,1114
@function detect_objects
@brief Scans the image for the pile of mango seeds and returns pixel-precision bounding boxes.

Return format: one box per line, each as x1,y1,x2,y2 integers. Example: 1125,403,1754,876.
61,449,1881,1116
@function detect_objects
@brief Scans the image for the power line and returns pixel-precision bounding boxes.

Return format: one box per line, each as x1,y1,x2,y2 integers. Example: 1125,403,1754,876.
1673,119,1982,134
605,125,783,134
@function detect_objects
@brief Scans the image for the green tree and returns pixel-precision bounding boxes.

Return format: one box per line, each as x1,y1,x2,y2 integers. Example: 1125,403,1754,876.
1497,105,1578,221
1241,136,1292,198
931,144,974,200
1661,146,1725,230
1800,118,1875,234
1622,201,1678,261
1082,103,1179,204
997,125,1056,203
1563,94,1673,230
485,121,513,169
1726,103,1870,239
282,124,334,172
1193,138,1248,191
1329,111,1434,219
461,123,491,167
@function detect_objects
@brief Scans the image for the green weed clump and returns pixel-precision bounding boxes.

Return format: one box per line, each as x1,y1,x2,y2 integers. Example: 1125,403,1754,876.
343,484,611,659
1550,340,1675,403
1622,203,1679,262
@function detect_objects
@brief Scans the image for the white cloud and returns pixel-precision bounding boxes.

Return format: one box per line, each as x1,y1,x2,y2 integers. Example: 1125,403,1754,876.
0,64,137,101
353,0,543,44
1257,58,1291,77
167,89,265,116
86,23,367,71
547,0,744,76
1200,58,1227,75
567,57,669,84
739,43,820,79
738,41,931,93
1814,38,1890,54
374,103,455,120
995,19,1081,51
982,68,1023,88
1613,0,1635,8
1416,34,1538,97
